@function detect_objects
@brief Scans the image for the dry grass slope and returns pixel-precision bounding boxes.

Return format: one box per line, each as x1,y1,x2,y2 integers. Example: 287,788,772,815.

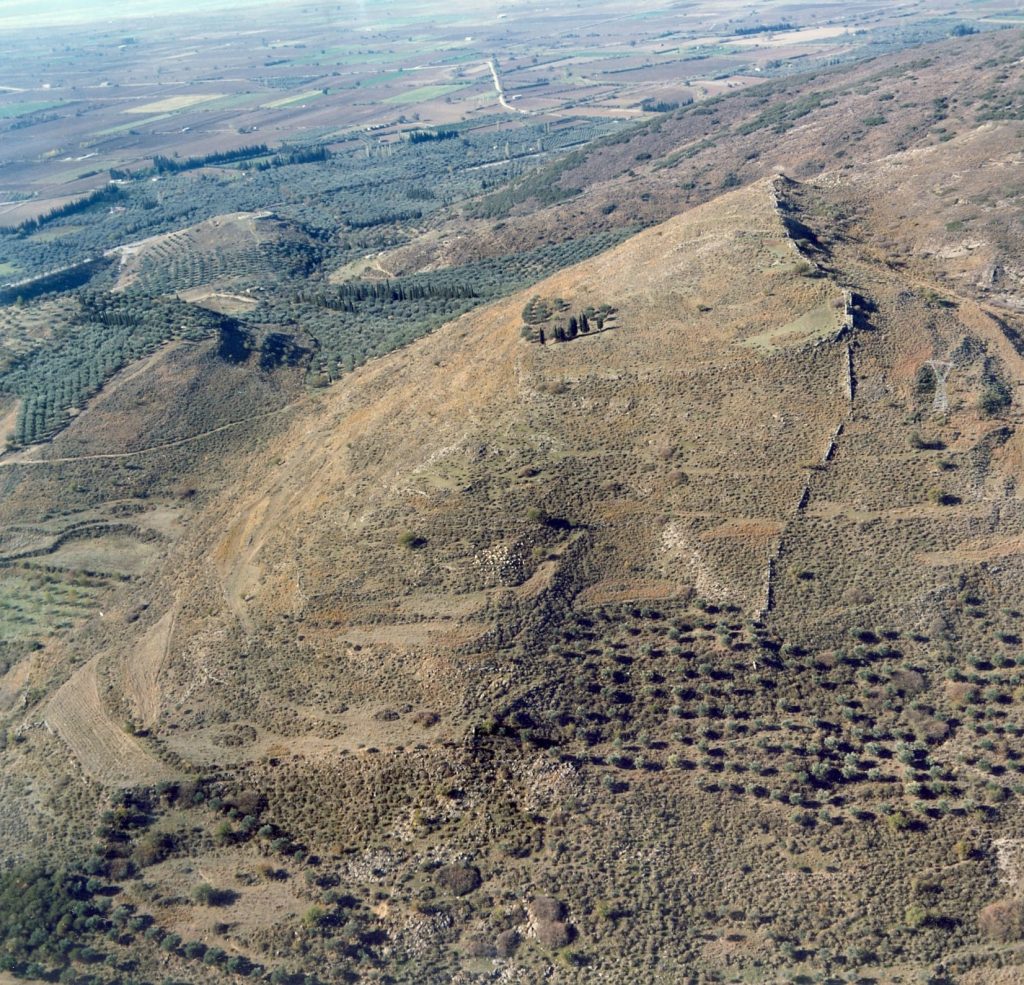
46,656,177,787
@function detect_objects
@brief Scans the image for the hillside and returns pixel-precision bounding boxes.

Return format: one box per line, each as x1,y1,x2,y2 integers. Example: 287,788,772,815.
5,28,1024,462
1,103,1024,982
375,28,1024,280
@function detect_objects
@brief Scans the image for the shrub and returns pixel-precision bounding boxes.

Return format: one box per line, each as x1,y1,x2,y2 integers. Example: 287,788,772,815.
904,904,930,928
435,863,481,897
979,898,1024,941
132,831,173,867
528,895,573,947
536,919,572,949
885,811,913,832
463,933,495,957
980,382,1011,416
302,905,327,929
193,883,236,907
530,896,565,923
910,432,945,451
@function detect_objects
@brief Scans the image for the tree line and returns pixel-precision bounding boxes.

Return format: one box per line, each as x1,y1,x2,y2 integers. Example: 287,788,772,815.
6,185,124,236
407,129,459,144
734,22,793,35
153,143,270,173
301,278,478,310
254,145,332,170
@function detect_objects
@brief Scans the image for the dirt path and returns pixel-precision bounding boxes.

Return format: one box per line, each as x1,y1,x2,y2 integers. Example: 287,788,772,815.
0,398,19,446
214,479,309,635
125,608,175,729
0,400,303,468
369,258,395,278
487,59,529,115
214,496,269,635
45,656,177,787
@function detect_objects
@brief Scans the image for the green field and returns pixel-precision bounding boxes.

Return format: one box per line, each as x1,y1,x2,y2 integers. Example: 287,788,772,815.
202,92,263,112
0,569,103,642
93,113,175,137
262,89,326,109
286,45,409,67
28,224,84,243
355,69,410,88
0,100,64,119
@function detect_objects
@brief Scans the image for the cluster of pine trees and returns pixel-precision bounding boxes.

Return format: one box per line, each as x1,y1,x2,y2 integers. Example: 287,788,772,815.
152,143,270,174
10,185,124,236
548,311,595,342
302,278,477,312
734,21,793,35
345,208,422,230
407,129,459,144
253,145,331,170
522,303,616,344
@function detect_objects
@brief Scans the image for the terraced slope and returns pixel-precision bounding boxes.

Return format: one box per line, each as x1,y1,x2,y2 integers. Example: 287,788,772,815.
3,133,1024,982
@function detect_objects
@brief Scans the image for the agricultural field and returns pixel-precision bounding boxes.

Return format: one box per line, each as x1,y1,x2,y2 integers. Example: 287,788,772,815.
0,568,105,643
1,0,1019,224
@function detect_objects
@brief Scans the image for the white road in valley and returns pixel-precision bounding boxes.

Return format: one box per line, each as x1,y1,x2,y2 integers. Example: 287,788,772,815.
487,58,529,115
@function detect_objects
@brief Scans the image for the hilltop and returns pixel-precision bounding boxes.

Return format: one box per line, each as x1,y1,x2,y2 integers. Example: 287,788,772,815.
1,98,1024,981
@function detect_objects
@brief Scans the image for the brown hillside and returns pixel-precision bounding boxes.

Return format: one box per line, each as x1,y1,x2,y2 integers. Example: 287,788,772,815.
4,131,1024,981
111,178,852,762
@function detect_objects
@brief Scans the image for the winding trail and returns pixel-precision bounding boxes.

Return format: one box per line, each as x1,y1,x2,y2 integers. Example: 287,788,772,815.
0,400,303,468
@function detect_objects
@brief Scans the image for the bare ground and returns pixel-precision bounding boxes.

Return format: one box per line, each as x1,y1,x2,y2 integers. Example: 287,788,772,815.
45,656,177,787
